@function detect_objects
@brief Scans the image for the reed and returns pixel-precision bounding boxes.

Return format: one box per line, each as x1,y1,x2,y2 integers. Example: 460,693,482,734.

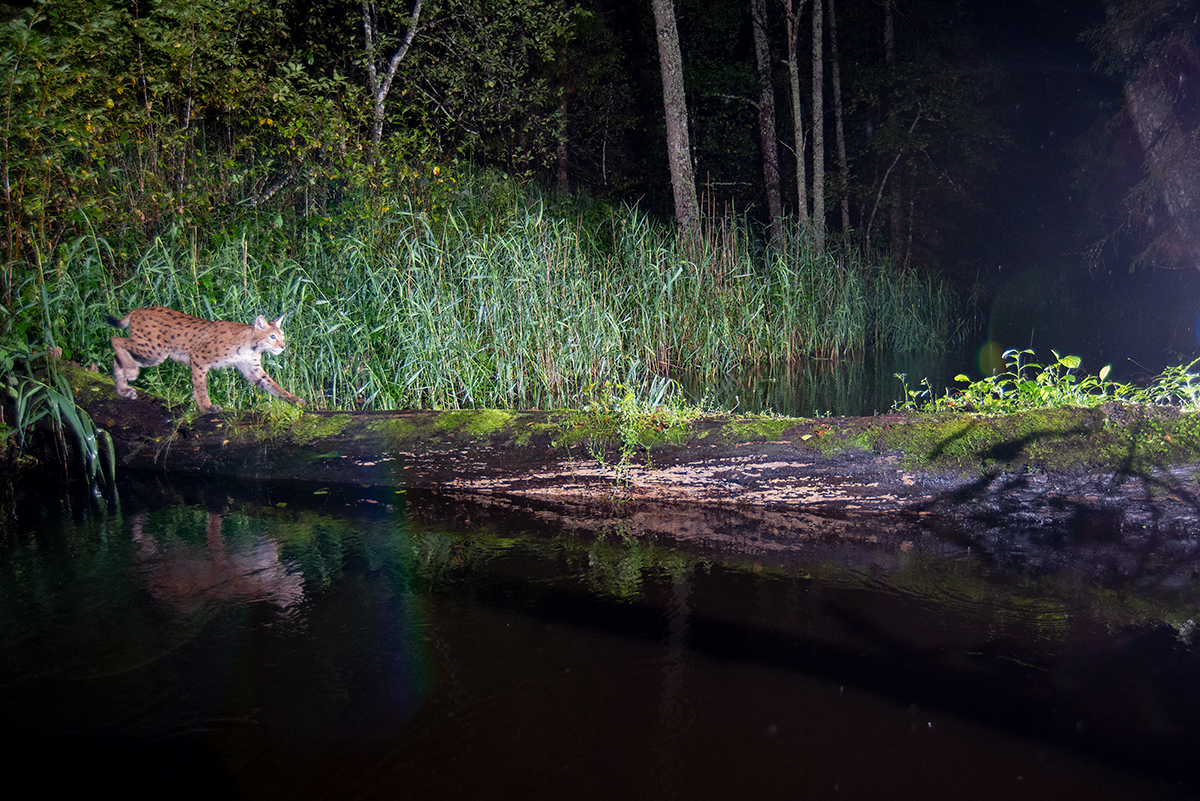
4,180,969,412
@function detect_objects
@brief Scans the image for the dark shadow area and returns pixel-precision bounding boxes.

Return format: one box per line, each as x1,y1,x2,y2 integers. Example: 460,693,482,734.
912,416,1200,543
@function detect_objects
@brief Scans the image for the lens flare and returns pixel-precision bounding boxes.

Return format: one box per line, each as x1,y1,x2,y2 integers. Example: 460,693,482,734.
978,341,1006,376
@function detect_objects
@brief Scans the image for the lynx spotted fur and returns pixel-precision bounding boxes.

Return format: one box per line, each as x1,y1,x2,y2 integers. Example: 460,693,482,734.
108,307,304,412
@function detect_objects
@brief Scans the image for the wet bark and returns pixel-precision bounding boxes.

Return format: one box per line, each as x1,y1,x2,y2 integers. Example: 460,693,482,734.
1086,0,1200,267
1124,74,1200,266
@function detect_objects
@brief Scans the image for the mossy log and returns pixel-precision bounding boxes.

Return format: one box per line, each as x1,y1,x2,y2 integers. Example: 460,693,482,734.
55,362,1200,532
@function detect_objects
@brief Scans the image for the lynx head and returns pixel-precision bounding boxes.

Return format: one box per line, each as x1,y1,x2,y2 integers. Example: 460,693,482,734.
253,314,288,355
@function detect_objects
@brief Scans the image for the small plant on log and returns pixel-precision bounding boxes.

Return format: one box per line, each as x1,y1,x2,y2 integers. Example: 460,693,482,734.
897,348,1200,414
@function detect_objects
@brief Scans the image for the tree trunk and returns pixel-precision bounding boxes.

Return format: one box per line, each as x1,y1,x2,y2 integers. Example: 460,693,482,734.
1084,0,1200,268
884,0,894,62
827,0,850,241
785,0,808,223
883,0,904,267
810,0,825,254
363,0,424,150
750,0,783,248
864,110,920,256
556,94,570,196
1124,73,1200,267
650,0,699,235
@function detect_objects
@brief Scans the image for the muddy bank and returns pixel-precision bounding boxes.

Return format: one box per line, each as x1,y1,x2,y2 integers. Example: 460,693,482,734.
52,361,1200,533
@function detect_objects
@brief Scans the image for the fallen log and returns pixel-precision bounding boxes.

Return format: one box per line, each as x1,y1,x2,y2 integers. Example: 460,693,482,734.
53,361,1200,532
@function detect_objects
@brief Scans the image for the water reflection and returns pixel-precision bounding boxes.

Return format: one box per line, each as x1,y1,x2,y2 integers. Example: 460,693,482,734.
673,348,976,417
0,474,1197,799
131,511,305,613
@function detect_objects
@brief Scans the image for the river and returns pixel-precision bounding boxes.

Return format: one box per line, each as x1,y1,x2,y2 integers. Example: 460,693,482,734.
1,471,1196,799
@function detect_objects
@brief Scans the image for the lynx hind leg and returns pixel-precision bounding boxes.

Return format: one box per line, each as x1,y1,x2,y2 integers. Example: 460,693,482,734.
191,362,220,413
110,336,141,400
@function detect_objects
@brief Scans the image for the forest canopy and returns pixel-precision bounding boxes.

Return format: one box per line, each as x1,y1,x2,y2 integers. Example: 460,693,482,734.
0,0,1012,275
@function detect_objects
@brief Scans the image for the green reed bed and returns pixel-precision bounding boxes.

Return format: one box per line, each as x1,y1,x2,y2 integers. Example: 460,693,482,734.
5,195,968,412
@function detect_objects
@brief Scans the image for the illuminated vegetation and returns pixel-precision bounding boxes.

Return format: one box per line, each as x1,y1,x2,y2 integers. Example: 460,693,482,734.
896,348,1200,415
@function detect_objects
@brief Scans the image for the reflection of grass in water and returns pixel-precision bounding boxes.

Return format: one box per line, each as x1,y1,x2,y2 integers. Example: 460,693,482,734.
7,478,1199,660
400,522,698,603
575,526,697,601
401,517,1195,640
753,551,1198,644
677,349,979,417
437,516,1195,635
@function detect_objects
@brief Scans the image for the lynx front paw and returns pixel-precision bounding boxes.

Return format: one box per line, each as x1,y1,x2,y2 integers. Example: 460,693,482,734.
277,390,305,406
117,387,137,401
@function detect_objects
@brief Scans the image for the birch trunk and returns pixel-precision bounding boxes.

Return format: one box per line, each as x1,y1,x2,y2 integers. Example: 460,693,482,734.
363,0,424,149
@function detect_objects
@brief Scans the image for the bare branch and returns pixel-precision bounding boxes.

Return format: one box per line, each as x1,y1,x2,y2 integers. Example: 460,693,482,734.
363,0,425,145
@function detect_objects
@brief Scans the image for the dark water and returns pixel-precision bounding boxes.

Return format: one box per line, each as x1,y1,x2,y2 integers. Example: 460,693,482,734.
673,346,1029,418
674,349,971,418
2,474,1199,800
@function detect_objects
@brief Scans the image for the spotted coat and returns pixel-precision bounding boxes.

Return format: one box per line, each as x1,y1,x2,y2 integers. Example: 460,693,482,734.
108,306,304,413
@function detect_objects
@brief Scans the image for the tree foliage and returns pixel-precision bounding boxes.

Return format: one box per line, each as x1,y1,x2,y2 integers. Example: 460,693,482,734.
381,0,575,172
0,0,358,272
0,0,580,282
842,0,1005,270
0,0,1021,290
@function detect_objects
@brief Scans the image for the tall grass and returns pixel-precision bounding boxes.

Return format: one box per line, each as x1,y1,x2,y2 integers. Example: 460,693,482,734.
4,184,969,412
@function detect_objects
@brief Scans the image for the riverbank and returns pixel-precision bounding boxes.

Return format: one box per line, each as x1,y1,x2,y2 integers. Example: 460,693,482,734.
40,361,1199,535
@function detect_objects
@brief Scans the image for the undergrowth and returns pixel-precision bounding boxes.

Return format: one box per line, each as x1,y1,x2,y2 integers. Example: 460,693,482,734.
896,348,1200,414
0,339,115,489
4,169,970,415
576,374,710,474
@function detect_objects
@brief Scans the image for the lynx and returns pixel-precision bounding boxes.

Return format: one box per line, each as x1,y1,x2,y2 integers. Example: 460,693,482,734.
108,306,305,413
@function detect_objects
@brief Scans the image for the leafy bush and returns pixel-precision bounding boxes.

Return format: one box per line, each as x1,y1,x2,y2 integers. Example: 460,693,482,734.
1,339,115,487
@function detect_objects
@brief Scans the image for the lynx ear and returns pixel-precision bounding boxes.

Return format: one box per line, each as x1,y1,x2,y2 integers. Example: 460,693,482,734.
272,313,286,327
253,315,268,329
